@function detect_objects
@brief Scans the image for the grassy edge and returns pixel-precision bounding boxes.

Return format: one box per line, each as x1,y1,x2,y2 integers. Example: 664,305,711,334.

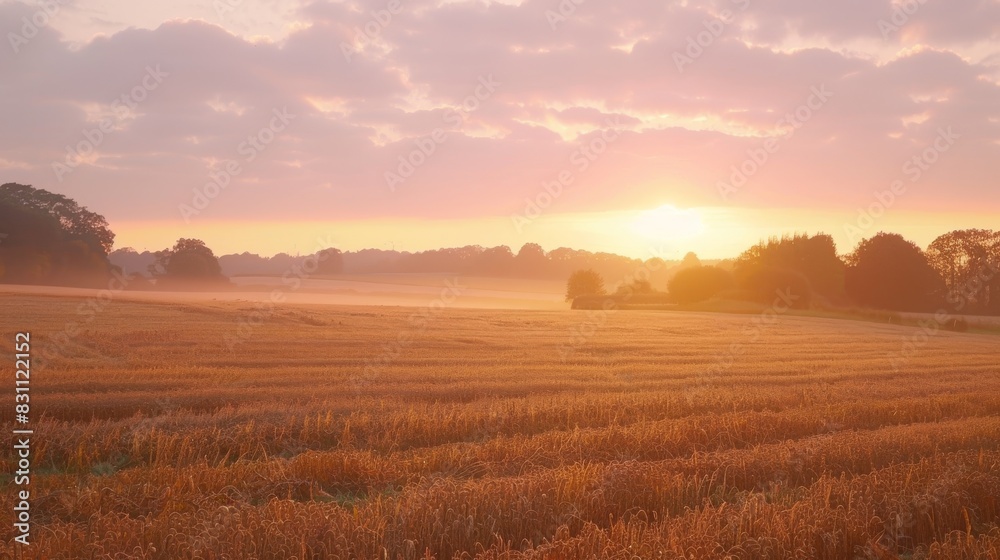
619,300,1000,335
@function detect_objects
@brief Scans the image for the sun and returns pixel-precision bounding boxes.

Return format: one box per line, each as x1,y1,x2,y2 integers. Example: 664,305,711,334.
630,204,706,241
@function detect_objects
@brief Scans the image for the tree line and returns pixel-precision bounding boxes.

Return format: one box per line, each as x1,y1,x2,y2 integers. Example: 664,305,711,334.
2,183,997,315
111,243,683,285
567,232,1000,315
0,183,684,288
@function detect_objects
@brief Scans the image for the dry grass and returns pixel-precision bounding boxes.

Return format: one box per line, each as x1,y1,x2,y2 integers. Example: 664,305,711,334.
1,293,998,559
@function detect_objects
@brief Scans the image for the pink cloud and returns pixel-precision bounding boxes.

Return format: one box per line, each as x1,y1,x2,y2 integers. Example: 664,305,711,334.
0,0,996,232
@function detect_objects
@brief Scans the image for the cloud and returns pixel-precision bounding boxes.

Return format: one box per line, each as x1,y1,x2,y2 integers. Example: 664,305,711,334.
0,0,997,229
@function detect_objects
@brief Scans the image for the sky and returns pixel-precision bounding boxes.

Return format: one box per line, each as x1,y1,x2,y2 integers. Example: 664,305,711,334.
1,0,998,260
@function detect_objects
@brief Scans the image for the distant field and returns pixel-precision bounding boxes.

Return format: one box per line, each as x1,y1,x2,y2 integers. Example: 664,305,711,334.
0,274,567,311
2,292,1000,559
232,273,566,309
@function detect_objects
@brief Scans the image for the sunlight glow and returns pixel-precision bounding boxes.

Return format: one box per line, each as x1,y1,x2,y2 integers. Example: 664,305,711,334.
630,205,706,241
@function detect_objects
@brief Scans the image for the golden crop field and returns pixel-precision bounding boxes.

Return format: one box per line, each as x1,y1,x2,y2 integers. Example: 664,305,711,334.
2,292,1000,559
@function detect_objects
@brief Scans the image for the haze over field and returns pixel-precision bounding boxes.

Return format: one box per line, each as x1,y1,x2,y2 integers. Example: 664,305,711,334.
0,274,569,309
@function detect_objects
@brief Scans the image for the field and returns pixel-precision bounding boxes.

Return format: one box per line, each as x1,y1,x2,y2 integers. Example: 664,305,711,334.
2,290,1000,559
2,274,568,311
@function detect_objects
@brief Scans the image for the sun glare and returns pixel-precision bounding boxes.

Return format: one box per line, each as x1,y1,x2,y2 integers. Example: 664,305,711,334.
630,205,706,241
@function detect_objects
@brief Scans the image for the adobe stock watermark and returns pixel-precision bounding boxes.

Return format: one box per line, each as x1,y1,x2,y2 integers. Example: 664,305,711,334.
717,84,833,201
878,0,930,40
511,117,624,233
340,0,402,63
384,74,500,192
887,260,999,372
673,0,751,72
843,127,959,245
545,0,587,30
354,278,466,392
7,0,69,54
51,65,169,182
179,107,295,222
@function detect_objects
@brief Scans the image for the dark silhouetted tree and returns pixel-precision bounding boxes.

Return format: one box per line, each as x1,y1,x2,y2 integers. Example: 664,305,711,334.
668,266,734,304
565,269,606,302
0,183,114,286
845,232,944,312
0,182,114,255
151,238,228,285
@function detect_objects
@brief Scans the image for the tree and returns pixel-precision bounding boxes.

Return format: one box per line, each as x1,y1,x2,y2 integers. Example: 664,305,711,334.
316,248,344,275
0,198,61,283
514,243,548,276
0,183,115,286
151,239,228,284
565,269,606,302
926,229,1000,314
668,266,734,304
0,182,114,255
739,266,813,309
845,232,944,312
475,245,515,276
679,252,702,269
734,233,845,302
